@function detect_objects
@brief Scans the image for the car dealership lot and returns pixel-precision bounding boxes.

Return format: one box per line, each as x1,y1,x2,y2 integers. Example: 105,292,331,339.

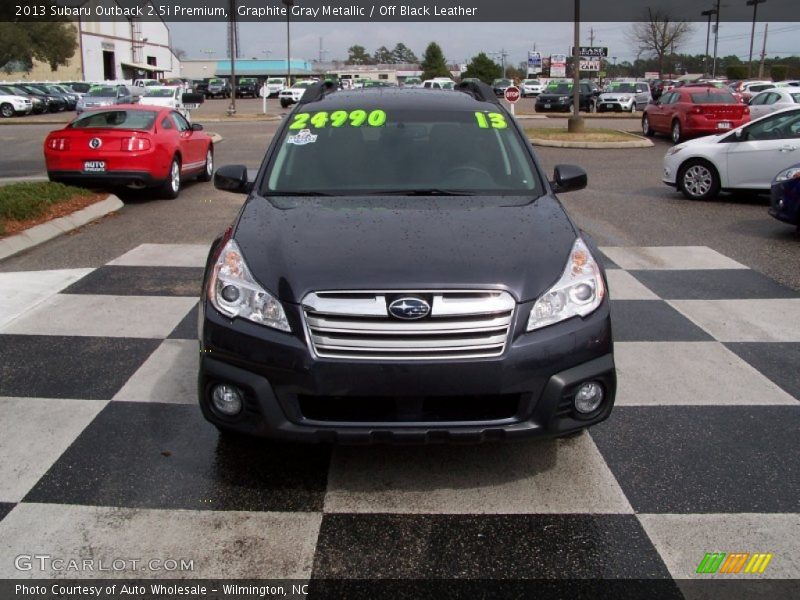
0,117,798,587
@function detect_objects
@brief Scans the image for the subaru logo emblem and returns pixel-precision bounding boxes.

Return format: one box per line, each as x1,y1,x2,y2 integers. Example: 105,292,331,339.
89,137,102,149
388,297,430,320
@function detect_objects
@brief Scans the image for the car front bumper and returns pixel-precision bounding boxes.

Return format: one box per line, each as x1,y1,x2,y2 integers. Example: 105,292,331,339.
198,299,616,443
597,99,634,112
769,181,800,225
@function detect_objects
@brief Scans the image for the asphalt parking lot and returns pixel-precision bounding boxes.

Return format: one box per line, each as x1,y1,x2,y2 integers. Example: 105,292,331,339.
0,107,798,591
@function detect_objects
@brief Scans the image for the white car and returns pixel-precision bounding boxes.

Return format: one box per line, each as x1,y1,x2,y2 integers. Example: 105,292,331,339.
422,79,454,90
265,78,286,97
748,87,800,119
0,93,33,118
521,79,544,97
662,106,800,200
138,86,198,121
597,81,651,113
278,81,314,107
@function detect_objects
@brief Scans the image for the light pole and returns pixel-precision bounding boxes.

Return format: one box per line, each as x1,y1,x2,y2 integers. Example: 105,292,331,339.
712,0,721,78
227,0,237,116
747,0,766,78
701,9,717,76
283,0,293,86
568,0,583,133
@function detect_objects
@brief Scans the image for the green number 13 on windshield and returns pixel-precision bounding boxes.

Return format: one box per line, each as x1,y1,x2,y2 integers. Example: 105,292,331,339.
475,112,508,129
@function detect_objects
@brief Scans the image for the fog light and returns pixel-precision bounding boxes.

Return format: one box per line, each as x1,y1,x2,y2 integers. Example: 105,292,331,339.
574,381,604,414
211,384,243,416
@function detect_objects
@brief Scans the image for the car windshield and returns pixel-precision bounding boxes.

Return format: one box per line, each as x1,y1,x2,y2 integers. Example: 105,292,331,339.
609,83,636,93
524,80,540,85
495,79,512,86
144,88,176,97
548,84,573,94
209,79,224,85
87,87,117,97
405,78,421,84
268,79,283,84
264,106,540,195
790,93,800,103
690,91,738,104
69,110,157,130
294,82,313,89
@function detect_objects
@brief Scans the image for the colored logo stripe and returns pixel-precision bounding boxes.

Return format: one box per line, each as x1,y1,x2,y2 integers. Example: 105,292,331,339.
696,552,773,574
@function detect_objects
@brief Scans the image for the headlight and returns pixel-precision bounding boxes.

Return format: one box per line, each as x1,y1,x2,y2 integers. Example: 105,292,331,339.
665,145,685,157
559,96,569,101
620,96,631,101
208,239,290,332
775,167,800,182
527,237,605,332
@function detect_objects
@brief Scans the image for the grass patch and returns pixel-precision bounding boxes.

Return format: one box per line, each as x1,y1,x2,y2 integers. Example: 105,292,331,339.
0,182,95,236
524,127,639,142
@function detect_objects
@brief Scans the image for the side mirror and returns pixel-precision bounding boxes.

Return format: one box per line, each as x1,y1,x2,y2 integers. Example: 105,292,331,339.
214,164,252,194
734,129,746,141
551,164,588,193
191,123,204,131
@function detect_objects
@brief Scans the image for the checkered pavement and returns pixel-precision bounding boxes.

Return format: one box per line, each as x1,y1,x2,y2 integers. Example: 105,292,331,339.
0,243,798,587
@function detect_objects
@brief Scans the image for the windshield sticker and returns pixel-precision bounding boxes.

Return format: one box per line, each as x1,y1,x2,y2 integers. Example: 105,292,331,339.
474,112,508,129
286,129,318,146
289,109,387,130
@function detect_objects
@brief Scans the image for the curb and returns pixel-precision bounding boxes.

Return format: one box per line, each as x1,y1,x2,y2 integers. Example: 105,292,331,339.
542,113,641,120
529,130,653,149
0,175,49,186
0,194,123,261
515,115,548,120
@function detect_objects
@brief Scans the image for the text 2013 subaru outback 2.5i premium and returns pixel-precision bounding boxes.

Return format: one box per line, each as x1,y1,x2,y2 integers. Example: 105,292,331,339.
200,81,616,443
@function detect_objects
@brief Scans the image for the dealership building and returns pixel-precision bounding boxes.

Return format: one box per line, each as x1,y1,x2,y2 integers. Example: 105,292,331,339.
1,0,181,82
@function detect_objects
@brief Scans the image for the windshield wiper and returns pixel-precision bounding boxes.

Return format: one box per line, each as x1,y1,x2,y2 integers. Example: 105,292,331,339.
264,190,336,196
374,189,477,196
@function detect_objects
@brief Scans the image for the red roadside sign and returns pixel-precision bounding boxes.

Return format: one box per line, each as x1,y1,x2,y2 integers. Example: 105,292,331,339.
504,86,521,103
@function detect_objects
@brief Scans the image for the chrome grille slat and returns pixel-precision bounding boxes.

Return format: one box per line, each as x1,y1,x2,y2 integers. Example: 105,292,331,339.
302,290,515,360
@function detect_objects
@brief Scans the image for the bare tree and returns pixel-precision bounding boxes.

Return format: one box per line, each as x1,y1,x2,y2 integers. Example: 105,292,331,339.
627,10,692,77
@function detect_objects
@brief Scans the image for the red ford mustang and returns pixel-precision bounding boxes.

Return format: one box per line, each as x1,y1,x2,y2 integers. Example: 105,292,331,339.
44,105,213,198
642,86,750,144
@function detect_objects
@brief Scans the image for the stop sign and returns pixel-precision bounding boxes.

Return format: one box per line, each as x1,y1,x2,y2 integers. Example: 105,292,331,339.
504,86,521,103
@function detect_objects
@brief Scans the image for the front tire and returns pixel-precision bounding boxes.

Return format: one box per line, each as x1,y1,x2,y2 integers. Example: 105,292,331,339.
198,146,214,182
161,156,181,199
642,115,655,137
0,103,14,118
671,120,683,144
677,159,721,201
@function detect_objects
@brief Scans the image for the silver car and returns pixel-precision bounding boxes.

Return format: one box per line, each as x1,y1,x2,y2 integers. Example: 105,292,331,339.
597,82,652,113
748,87,800,119
76,85,134,114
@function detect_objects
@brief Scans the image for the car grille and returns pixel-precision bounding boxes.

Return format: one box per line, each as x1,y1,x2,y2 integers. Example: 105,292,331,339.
301,290,516,360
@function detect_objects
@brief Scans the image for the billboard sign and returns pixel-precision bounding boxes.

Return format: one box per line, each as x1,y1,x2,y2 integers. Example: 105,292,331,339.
572,46,608,57
580,59,601,71
550,53,567,78
527,51,542,75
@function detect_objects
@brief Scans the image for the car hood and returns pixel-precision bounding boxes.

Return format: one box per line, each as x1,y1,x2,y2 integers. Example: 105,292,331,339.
233,195,578,304
599,92,633,100
139,98,176,107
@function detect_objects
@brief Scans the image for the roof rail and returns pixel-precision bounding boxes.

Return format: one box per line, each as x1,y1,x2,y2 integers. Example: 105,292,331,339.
298,80,337,105
454,80,500,105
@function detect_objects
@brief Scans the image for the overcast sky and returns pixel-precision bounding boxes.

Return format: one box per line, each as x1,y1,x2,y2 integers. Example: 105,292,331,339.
169,20,800,66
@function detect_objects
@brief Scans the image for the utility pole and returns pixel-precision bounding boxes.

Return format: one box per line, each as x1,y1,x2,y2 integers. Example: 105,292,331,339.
747,0,766,78
318,37,329,63
758,22,768,79
589,27,595,46
227,0,237,116
283,0,293,86
568,0,583,133
701,9,716,77
712,0,721,78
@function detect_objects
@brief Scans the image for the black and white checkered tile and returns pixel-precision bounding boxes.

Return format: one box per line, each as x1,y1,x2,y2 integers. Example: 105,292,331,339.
0,244,798,583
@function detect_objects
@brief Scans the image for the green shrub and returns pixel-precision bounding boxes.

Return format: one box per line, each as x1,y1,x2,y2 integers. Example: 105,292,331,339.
0,182,93,235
